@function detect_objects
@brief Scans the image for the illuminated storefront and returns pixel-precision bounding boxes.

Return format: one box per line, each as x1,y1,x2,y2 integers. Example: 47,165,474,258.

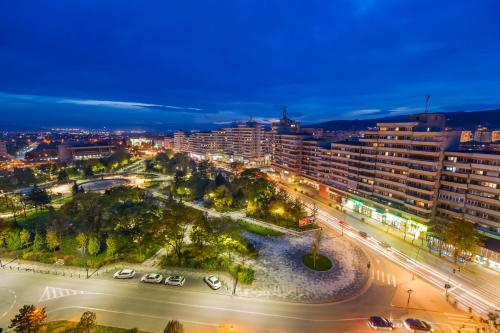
341,197,428,239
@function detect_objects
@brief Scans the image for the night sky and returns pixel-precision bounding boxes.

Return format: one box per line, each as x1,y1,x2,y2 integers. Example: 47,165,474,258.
1,1,499,130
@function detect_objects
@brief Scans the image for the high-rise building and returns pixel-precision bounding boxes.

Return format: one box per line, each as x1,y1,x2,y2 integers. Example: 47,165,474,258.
437,152,500,235
0,140,8,158
272,113,461,240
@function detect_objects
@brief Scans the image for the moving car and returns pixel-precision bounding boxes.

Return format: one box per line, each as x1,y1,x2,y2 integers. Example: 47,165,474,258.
141,273,163,284
165,275,186,286
403,318,433,332
368,316,394,330
113,269,136,279
204,275,222,290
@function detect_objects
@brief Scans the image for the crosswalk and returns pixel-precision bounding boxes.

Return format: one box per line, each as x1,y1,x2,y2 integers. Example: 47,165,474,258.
39,286,92,302
445,313,481,333
372,269,397,287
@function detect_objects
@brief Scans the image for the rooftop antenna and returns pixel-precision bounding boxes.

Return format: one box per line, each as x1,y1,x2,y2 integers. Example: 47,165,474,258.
425,95,431,114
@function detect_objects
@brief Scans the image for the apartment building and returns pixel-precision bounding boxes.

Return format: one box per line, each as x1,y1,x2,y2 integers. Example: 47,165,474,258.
273,113,460,240
437,151,500,235
173,122,272,166
0,140,8,158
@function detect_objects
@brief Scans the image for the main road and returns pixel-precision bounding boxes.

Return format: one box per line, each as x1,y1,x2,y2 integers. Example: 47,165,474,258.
0,226,476,333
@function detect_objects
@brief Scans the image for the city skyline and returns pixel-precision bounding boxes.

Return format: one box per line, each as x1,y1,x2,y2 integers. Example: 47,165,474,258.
1,1,500,130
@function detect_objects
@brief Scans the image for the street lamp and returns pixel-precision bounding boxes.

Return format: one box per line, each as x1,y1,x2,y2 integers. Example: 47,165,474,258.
406,289,414,309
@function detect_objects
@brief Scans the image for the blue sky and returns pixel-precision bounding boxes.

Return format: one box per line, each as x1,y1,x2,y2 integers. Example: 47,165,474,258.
1,0,499,130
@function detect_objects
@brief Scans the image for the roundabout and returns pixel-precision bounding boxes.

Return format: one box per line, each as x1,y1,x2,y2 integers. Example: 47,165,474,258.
302,253,333,272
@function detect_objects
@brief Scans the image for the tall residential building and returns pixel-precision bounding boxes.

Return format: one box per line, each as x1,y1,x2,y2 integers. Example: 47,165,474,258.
273,113,461,240
173,122,272,166
0,140,8,158
437,152,500,235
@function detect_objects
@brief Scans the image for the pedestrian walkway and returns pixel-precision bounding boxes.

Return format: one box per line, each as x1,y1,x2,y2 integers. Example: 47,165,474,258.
39,286,94,302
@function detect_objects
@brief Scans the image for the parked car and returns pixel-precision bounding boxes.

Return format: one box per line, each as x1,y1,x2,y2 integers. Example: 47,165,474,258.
113,269,136,279
204,276,222,290
140,273,163,284
165,275,186,286
403,318,433,332
368,316,394,330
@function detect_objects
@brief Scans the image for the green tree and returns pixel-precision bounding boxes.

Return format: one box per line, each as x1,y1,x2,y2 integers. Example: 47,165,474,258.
45,230,60,252
442,219,482,263
9,305,47,333
106,236,117,258
57,169,69,182
19,229,31,248
76,311,96,333
88,236,100,256
164,320,184,333
6,230,22,250
32,232,45,252
76,232,88,255
28,185,51,210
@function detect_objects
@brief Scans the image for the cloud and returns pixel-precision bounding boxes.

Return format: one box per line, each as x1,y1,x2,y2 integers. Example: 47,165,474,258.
0,91,204,113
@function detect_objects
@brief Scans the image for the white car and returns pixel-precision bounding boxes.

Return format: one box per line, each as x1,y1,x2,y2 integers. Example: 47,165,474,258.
113,269,136,279
204,276,222,290
141,273,163,284
165,275,186,286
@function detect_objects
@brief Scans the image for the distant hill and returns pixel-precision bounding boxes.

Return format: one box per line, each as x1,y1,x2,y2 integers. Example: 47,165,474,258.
305,110,500,131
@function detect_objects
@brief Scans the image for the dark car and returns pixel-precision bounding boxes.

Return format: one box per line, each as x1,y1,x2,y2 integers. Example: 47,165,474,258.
403,318,433,332
368,316,394,330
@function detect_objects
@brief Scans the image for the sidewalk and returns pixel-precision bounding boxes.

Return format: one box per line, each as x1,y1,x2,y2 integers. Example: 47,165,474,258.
279,182,500,300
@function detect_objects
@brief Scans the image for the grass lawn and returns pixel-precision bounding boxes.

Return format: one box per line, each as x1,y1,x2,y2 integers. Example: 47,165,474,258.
237,220,284,237
41,320,150,333
302,253,333,271
15,210,51,229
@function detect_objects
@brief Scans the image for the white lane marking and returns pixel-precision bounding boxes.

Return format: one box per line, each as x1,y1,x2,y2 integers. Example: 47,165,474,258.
0,289,17,320
392,275,396,287
39,286,99,302
46,305,370,323
377,270,380,281
381,271,385,284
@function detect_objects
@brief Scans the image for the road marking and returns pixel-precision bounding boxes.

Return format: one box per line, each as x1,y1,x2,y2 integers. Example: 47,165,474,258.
0,288,17,320
392,275,396,287
381,271,385,283
377,270,380,280
38,286,98,302
46,305,370,323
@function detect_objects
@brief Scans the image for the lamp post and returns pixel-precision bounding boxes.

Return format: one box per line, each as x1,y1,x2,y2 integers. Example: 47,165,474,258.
406,289,414,309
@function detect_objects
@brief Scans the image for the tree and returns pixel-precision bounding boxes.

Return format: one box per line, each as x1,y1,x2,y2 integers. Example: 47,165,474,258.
20,229,31,248
28,185,51,210
6,230,22,250
88,236,101,256
164,320,184,333
45,230,60,252
106,236,117,258
57,169,69,182
311,228,323,269
76,232,89,255
9,305,47,333
32,232,45,252
442,219,482,263
76,311,96,333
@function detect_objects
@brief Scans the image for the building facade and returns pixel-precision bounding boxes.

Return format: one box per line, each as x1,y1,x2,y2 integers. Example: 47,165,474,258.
273,113,461,241
58,144,115,162
0,140,8,158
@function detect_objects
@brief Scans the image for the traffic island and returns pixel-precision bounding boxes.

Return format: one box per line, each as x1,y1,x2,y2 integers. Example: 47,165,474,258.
302,253,333,272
